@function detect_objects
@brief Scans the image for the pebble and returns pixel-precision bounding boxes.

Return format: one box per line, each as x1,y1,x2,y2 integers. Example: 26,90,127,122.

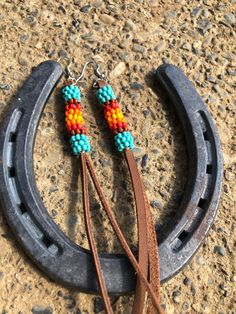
155,131,164,140
143,110,150,117
141,154,148,168
161,304,166,310
133,147,144,156
164,10,177,20
150,200,163,210
197,19,212,32
192,7,202,17
182,301,189,310
81,32,93,40
227,68,236,76
214,245,225,256
173,295,181,304
131,82,144,90
154,42,166,52
131,92,141,103
63,295,76,309
31,306,52,314
100,14,115,25
80,5,91,13
109,62,126,78
94,297,104,313
0,83,10,90
224,13,235,25
118,51,131,62
203,294,208,301
181,42,192,51
93,0,103,8
206,75,217,83
0,271,4,281
58,5,66,14
183,276,191,286
191,284,196,296
49,186,58,193
219,283,227,291
18,57,28,66
124,20,136,31
172,290,181,297
213,84,223,95
51,210,58,217
151,149,159,154
58,49,68,58
20,34,29,43
132,44,146,53
99,158,112,167
196,255,204,265
72,19,80,29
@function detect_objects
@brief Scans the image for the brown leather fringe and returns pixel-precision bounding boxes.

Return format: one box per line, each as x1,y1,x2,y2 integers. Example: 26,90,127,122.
79,151,164,314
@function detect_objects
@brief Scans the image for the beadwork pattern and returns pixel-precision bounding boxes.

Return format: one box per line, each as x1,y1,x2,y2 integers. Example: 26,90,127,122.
97,85,115,104
62,84,81,102
96,84,135,152
62,84,90,155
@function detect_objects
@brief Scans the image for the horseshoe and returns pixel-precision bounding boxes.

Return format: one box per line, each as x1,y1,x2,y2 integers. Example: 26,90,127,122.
0,61,223,294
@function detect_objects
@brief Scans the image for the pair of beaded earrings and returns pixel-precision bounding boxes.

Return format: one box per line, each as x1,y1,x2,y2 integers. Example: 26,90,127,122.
58,59,162,314
60,60,135,156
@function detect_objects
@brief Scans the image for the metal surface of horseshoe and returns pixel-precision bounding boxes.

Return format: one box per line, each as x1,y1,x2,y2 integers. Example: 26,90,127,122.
0,61,223,294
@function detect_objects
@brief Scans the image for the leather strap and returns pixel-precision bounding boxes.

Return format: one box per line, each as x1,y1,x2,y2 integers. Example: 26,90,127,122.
81,153,113,313
125,149,161,313
145,193,161,313
85,154,164,314
124,149,150,314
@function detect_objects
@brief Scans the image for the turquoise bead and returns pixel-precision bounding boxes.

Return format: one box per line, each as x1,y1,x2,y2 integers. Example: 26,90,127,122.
62,84,81,101
96,85,115,104
70,134,91,155
69,135,76,144
114,131,135,152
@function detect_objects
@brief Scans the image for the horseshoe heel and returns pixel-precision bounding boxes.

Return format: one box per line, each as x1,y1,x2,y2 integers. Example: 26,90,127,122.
156,64,223,281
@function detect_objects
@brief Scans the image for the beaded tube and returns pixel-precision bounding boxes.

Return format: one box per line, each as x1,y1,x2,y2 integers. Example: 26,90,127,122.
96,84,135,152
61,84,91,155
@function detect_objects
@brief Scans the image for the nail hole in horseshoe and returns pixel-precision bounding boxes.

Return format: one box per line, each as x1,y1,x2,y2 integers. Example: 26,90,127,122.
206,164,213,174
19,203,27,214
9,132,17,142
9,167,16,177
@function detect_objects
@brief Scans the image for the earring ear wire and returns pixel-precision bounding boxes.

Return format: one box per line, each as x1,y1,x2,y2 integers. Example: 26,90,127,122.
74,60,108,86
57,56,76,84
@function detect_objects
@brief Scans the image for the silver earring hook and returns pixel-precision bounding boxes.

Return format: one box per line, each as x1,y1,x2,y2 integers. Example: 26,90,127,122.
57,56,76,83
74,61,91,83
74,60,108,85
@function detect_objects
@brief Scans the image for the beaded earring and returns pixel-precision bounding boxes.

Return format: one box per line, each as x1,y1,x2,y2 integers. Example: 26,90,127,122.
58,59,163,314
61,66,91,155
96,83,135,152
92,63,162,314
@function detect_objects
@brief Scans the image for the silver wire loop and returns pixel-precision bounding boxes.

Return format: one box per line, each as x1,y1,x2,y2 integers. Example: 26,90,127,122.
57,57,108,86
74,60,108,85
57,56,75,83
